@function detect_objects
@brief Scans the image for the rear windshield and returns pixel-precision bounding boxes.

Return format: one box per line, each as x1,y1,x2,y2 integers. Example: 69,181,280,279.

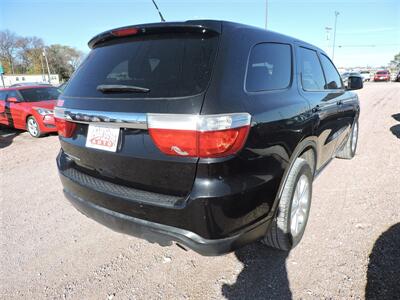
19,87,60,102
64,32,219,99
377,71,388,74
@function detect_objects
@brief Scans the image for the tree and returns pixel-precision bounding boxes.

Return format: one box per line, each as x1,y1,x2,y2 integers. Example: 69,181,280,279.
0,30,84,79
46,44,84,80
0,30,19,74
16,36,45,74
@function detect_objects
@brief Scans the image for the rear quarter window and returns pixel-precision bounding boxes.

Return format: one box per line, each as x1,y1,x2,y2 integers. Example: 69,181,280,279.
0,91,7,101
245,43,292,92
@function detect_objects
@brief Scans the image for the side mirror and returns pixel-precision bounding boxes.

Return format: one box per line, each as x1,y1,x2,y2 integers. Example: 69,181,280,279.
347,76,363,90
7,97,19,103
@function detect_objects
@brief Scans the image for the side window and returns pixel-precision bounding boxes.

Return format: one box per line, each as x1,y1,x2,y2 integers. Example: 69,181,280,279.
320,54,343,89
0,91,7,101
246,43,292,92
6,91,18,101
299,47,326,91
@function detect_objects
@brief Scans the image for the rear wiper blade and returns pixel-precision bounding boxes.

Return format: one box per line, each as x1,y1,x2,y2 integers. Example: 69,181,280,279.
97,84,150,93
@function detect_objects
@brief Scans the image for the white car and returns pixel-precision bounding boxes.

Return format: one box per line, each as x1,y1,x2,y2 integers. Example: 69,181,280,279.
360,71,371,82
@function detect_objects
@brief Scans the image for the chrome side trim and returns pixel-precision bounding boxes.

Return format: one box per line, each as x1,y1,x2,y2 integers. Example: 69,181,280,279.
54,107,148,129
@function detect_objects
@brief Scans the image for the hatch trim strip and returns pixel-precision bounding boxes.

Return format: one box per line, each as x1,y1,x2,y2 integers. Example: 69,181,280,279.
55,107,148,129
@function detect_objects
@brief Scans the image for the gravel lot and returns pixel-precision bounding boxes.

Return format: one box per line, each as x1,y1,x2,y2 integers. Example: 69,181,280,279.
1,82,399,299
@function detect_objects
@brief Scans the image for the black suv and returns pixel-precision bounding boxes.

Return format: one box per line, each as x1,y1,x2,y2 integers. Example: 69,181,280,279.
55,20,362,255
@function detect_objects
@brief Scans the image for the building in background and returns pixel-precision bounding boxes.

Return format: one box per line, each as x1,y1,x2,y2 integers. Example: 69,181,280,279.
1,74,59,87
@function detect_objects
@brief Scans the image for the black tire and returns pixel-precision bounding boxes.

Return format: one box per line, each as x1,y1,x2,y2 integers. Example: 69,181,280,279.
336,120,358,159
262,158,313,251
26,116,42,138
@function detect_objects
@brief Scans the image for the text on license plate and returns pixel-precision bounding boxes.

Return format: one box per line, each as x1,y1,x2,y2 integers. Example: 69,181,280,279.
85,125,120,152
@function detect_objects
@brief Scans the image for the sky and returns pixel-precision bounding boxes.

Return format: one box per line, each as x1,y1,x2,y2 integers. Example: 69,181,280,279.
1,0,399,68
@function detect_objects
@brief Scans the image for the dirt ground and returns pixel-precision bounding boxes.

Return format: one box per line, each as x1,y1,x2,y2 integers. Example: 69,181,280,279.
1,82,399,299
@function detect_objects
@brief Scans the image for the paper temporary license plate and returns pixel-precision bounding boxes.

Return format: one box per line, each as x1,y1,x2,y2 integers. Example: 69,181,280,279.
85,125,120,152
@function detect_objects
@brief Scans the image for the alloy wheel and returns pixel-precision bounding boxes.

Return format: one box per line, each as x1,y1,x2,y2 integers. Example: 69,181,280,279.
351,122,358,153
27,118,39,137
290,174,311,237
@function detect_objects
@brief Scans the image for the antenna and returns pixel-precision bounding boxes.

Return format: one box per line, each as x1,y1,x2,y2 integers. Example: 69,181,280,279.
151,0,166,22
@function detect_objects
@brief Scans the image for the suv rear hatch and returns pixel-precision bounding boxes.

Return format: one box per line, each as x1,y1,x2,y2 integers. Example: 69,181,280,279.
57,22,221,197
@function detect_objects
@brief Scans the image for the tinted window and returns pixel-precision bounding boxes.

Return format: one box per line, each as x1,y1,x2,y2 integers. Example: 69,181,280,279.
0,91,7,101
246,43,291,91
64,32,219,98
6,91,19,100
299,47,326,91
19,87,60,102
320,54,343,89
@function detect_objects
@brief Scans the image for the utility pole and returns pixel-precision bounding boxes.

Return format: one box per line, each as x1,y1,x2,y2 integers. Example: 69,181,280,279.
325,26,332,53
40,55,45,83
42,48,51,84
0,63,5,88
10,59,15,75
332,11,339,60
265,0,268,29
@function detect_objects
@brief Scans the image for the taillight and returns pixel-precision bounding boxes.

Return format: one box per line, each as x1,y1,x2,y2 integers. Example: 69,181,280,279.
148,113,251,158
54,107,76,138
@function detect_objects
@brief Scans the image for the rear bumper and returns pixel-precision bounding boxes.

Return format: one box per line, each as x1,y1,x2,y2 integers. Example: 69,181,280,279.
64,189,270,255
57,150,275,255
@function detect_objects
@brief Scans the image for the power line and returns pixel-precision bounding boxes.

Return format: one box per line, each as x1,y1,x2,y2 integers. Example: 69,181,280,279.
338,44,400,48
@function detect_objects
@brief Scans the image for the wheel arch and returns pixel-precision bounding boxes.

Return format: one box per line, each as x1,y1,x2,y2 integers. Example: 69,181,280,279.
25,114,33,125
267,137,318,221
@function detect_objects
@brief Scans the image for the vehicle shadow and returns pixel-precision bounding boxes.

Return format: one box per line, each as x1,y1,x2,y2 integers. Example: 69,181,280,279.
392,113,400,122
390,114,400,139
222,242,291,300
0,126,22,149
390,125,400,139
365,223,400,299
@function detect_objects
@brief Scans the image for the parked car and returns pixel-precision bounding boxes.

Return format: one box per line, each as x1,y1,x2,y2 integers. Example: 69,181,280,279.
360,70,371,82
374,70,390,82
0,85,60,137
390,71,398,82
55,20,362,255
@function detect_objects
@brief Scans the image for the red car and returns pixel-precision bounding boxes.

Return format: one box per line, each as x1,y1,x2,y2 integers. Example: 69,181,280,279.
0,85,60,137
374,70,390,82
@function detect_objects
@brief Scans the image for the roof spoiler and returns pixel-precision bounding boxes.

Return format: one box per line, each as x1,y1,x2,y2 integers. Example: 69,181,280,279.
88,21,222,49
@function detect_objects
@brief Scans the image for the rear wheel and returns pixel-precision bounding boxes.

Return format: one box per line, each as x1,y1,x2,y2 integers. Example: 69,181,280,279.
336,120,358,159
26,116,42,138
262,158,313,251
